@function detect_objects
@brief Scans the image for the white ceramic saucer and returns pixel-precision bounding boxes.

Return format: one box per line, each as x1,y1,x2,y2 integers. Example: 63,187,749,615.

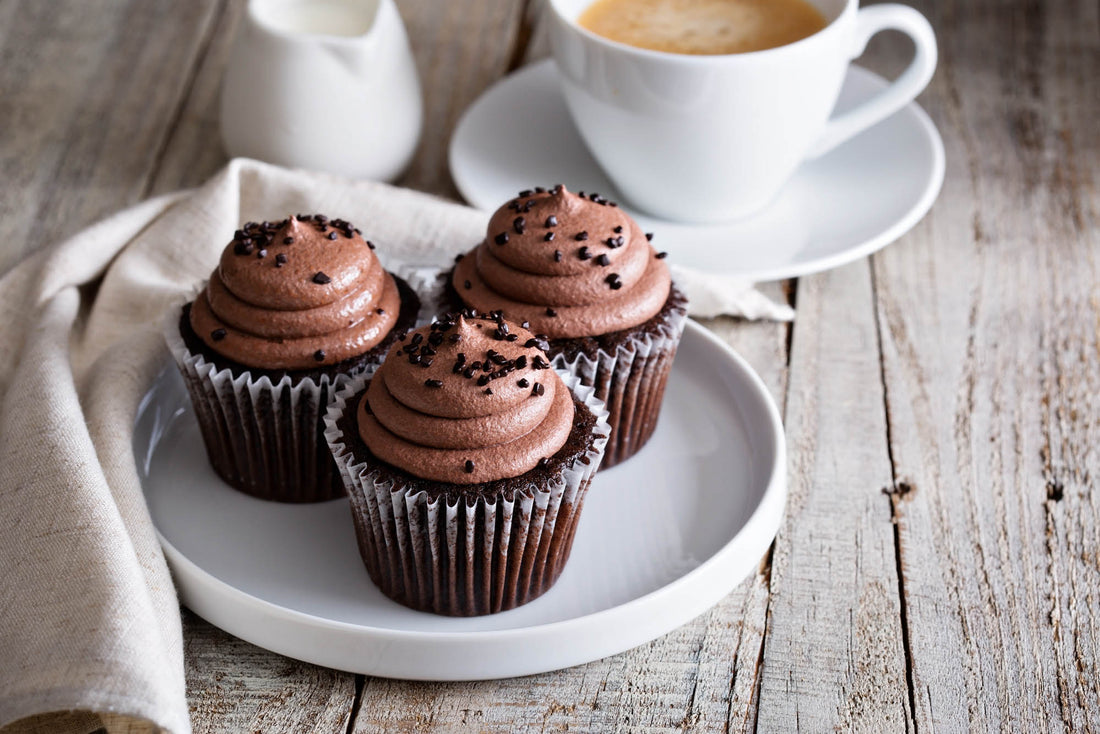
449,60,945,281
135,320,786,680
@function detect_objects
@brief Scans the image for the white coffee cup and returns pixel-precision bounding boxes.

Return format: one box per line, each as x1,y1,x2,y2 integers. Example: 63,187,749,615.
221,0,423,182
547,0,937,222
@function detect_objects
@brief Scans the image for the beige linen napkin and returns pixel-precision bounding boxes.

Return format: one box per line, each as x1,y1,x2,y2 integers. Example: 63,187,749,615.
0,159,790,734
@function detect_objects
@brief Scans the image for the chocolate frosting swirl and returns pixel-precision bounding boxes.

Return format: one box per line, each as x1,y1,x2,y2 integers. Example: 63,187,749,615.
452,186,672,339
189,215,402,370
357,314,575,484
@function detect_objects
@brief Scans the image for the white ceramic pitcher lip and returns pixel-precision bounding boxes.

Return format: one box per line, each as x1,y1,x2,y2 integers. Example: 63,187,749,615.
247,0,384,45
547,0,858,64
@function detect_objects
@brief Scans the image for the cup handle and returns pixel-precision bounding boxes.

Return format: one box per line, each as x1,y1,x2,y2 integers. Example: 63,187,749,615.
807,4,937,158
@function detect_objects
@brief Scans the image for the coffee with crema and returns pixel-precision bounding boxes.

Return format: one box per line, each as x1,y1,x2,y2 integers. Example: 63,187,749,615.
577,0,828,55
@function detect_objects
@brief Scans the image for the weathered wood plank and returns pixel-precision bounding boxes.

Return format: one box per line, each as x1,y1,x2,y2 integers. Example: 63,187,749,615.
873,0,1100,730
182,610,357,733
0,0,225,274
350,291,791,733
755,263,912,732
393,0,532,198
148,0,246,195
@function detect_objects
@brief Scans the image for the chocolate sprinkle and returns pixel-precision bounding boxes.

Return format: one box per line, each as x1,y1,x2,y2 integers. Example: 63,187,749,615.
283,236,294,244
210,328,226,341
275,253,287,267
312,271,332,284
656,251,669,259
595,253,610,266
513,217,526,234
314,349,326,362
256,249,267,258
327,231,338,240
546,307,557,317
645,232,654,241
484,387,493,395
517,378,530,388
532,382,545,396
494,232,509,245
606,273,623,290
425,379,443,388
367,241,376,250
577,246,591,260
553,249,563,261
376,308,386,315
464,279,472,290
575,231,588,241
464,459,475,473
544,232,555,242
613,225,623,233
545,215,558,227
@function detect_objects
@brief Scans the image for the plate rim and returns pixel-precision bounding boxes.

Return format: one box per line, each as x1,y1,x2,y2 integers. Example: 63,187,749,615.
147,320,787,676
448,58,946,282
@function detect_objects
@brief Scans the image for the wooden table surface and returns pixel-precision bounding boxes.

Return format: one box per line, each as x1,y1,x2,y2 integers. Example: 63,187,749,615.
3,0,1098,731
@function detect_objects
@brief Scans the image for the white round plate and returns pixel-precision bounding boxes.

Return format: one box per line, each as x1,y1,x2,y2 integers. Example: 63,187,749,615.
449,59,945,282
135,320,786,680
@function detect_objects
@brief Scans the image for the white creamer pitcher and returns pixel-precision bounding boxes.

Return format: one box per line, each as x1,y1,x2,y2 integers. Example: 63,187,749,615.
220,0,422,181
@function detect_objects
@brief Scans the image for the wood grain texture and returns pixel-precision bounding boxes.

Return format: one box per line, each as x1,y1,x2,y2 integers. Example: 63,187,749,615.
872,0,1100,730
754,263,912,733
148,0,244,196
0,0,225,274
393,0,533,198
183,611,357,733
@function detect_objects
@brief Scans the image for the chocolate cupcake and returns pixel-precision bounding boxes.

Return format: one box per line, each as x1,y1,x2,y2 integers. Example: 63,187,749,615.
324,312,610,616
164,214,420,503
446,186,687,468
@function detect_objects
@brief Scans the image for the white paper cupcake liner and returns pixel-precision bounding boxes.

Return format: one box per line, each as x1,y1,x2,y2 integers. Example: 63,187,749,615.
163,309,358,502
324,368,611,616
548,289,688,468
162,266,430,502
387,261,440,328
